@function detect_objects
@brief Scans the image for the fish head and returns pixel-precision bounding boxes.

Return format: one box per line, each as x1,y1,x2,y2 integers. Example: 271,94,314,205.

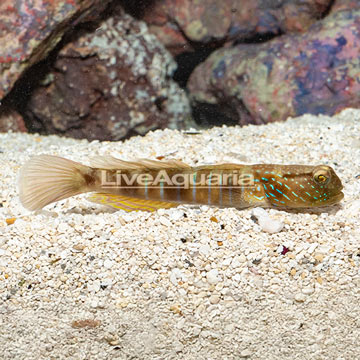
307,165,344,207
258,165,344,208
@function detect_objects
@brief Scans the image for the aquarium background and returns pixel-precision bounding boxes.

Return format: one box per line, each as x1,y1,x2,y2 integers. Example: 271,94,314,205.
1,0,359,140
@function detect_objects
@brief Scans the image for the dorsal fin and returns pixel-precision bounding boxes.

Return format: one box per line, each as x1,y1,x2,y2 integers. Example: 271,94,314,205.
89,156,191,171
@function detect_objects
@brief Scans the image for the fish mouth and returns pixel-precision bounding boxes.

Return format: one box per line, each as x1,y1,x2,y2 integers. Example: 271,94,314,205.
332,191,344,203
316,191,344,206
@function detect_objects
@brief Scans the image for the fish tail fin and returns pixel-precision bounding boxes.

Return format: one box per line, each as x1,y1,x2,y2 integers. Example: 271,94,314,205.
19,155,94,211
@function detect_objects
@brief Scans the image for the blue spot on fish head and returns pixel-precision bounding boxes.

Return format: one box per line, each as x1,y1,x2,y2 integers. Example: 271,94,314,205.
279,166,343,208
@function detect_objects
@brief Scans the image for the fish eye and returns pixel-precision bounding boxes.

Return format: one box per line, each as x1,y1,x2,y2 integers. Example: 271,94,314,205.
317,174,327,183
313,167,331,185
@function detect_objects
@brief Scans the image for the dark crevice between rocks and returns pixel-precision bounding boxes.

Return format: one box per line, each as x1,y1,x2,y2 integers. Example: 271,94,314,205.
6,57,56,134
173,48,215,89
119,0,156,19
234,30,284,46
192,94,264,129
321,0,336,18
191,102,239,128
8,57,65,134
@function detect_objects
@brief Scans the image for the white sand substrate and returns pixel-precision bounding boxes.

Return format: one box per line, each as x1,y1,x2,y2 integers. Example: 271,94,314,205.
1,108,360,359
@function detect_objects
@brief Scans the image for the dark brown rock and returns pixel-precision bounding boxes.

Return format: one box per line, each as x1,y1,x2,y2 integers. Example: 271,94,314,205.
141,0,332,55
24,6,191,141
0,105,27,133
0,0,111,100
188,8,360,125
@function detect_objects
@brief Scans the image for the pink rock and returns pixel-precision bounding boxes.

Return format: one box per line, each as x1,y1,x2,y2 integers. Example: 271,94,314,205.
141,0,332,55
188,7,360,125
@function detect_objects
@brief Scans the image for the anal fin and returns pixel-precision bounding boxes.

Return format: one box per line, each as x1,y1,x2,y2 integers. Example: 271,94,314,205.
88,193,179,212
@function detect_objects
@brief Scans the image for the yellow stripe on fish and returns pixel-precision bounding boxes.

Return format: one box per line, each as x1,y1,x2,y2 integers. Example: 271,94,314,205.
18,155,344,212
88,193,178,212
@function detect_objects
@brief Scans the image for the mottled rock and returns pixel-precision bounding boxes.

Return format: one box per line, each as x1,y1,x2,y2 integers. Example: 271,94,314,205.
0,105,27,133
188,8,360,125
0,0,111,99
140,0,332,55
24,6,191,141
331,0,360,13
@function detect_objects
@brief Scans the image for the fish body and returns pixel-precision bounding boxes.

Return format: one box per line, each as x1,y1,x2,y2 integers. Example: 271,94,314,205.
19,155,344,212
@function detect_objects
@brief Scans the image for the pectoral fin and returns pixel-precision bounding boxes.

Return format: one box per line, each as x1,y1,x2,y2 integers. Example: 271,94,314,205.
88,193,179,212
242,186,270,207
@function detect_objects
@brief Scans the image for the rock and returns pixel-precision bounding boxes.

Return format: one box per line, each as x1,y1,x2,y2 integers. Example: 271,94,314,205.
188,8,360,125
343,199,360,218
294,293,306,302
103,259,113,269
199,244,211,256
251,208,284,234
168,209,185,222
231,256,241,268
0,0,111,99
331,0,360,13
206,269,220,284
240,349,253,358
0,105,27,133
170,268,183,285
23,5,192,141
251,207,268,218
90,300,99,308
302,287,315,295
209,294,220,304
88,280,101,293
138,0,331,55
159,216,172,227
